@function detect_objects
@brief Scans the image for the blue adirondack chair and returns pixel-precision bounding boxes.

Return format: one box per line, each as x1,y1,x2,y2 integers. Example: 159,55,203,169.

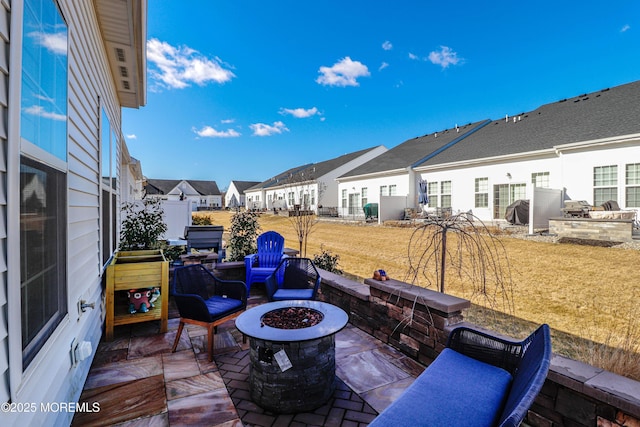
244,231,285,291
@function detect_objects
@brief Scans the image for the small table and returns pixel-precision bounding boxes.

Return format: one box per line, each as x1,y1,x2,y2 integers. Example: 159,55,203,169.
236,301,348,413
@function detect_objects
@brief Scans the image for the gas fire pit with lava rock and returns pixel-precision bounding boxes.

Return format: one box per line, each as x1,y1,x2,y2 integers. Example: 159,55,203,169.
235,300,349,413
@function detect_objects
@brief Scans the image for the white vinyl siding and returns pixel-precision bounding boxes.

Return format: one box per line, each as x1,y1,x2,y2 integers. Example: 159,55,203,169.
0,0,9,405
6,1,126,424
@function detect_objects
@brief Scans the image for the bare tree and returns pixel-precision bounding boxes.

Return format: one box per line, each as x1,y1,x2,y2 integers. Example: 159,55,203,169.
406,212,515,314
281,170,323,257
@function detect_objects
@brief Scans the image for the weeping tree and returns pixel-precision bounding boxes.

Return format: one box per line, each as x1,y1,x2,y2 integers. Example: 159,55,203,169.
406,212,514,314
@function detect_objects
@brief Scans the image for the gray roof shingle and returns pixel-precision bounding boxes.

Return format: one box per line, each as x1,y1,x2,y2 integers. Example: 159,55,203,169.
340,121,490,178
231,180,261,194
145,179,220,196
417,80,640,167
248,146,382,190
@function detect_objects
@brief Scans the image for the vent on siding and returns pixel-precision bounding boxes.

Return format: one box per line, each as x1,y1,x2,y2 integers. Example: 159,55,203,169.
119,66,128,78
115,48,126,62
122,80,130,90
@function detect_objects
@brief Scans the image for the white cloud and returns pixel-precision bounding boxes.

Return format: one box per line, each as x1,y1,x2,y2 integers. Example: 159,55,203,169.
408,52,419,60
250,121,289,137
621,24,631,32
279,107,319,118
194,125,241,138
382,41,393,51
28,31,67,55
147,38,235,90
23,105,66,121
221,118,235,124
379,62,389,71
126,134,137,139
316,57,370,87
428,46,462,69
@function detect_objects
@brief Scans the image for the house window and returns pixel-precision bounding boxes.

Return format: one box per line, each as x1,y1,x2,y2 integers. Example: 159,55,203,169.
593,165,618,206
427,181,438,207
341,189,347,208
511,183,526,201
361,187,368,207
389,184,397,196
475,178,488,208
311,189,315,205
379,185,387,196
440,181,451,208
100,108,117,265
288,191,295,206
20,0,68,368
626,163,640,207
531,172,550,188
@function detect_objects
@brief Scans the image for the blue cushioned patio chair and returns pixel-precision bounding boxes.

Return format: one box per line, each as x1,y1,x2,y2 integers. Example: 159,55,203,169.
370,324,552,427
244,231,285,291
265,257,321,301
171,264,247,361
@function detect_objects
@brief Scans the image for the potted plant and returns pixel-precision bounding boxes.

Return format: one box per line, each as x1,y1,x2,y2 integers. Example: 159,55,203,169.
104,198,170,340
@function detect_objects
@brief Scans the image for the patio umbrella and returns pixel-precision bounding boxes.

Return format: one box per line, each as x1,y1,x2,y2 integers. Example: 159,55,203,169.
418,179,429,204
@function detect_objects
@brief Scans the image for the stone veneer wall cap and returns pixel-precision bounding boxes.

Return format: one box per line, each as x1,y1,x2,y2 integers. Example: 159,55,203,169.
549,354,604,384
318,268,370,301
365,278,470,313
585,370,640,419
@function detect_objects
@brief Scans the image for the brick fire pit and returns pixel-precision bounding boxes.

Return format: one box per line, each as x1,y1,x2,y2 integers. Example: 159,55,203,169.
235,300,348,413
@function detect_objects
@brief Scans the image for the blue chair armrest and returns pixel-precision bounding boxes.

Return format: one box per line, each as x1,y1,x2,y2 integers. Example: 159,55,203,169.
245,253,258,267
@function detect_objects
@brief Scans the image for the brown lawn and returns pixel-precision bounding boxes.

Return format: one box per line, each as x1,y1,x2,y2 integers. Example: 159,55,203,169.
196,210,640,378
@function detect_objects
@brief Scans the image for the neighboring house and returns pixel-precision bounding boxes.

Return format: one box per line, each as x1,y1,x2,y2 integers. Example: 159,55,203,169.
225,180,260,208
338,80,640,223
336,121,490,218
145,179,222,211
122,150,144,203
2,1,147,426
245,146,388,213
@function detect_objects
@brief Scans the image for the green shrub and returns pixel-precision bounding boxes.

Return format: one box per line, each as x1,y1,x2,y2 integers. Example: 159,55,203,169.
312,247,343,274
119,199,167,250
226,211,261,261
192,215,213,225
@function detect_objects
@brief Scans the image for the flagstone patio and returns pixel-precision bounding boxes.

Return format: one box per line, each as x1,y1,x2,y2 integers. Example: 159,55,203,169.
72,287,424,426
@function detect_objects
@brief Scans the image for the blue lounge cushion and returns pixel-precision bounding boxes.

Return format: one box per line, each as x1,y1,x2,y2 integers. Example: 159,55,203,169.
204,296,244,321
271,289,315,301
370,348,513,427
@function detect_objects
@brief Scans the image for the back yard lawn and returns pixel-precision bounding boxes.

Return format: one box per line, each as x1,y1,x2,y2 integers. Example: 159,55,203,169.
197,211,640,380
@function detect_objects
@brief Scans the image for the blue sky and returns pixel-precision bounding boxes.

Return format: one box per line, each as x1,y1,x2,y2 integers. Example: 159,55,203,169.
123,1,640,191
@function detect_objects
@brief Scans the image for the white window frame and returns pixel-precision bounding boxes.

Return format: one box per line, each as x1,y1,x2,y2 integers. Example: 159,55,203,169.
593,165,618,206
475,177,488,208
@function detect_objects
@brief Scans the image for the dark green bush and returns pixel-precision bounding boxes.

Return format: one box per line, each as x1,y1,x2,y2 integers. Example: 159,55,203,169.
312,247,343,274
226,211,261,261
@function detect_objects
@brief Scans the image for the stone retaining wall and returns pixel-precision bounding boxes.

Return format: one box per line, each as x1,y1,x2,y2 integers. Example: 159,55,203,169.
316,269,640,427
549,218,634,242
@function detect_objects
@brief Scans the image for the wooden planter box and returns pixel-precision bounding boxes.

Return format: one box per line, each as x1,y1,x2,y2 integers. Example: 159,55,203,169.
105,249,169,340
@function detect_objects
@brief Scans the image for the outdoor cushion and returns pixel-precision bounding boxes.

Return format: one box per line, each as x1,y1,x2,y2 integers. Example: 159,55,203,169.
204,296,244,321
370,348,513,427
271,288,315,301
